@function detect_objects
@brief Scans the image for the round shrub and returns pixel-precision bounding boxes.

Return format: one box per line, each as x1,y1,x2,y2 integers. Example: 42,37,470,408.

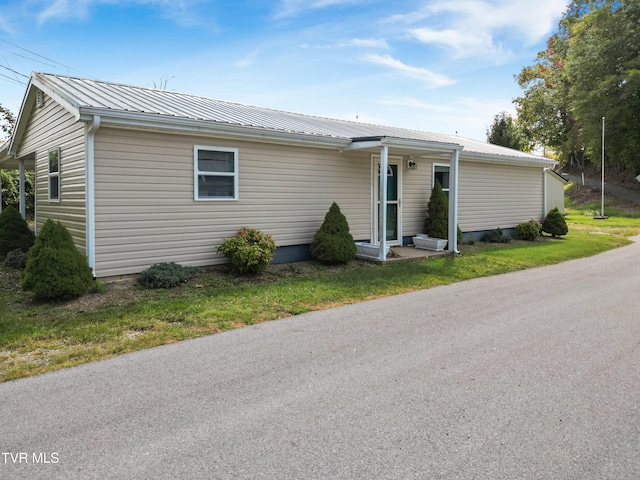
515,219,542,241
138,262,197,288
3,248,29,269
542,207,568,237
217,227,276,275
0,205,34,259
22,219,93,299
310,202,356,264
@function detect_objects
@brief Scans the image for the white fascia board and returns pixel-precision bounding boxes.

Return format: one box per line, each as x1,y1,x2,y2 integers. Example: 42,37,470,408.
345,137,463,155
31,73,83,120
461,151,556,168
78,108,353,149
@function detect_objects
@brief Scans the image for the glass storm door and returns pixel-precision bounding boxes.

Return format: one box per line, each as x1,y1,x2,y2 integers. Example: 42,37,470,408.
374,161,402,245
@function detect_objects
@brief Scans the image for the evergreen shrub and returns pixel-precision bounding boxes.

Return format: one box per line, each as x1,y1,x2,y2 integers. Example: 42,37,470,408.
424,180,449,239
542,207,568,237
310,202,356,264
217,227,276,275
22,219,93,299
3,248,29,269
423,181,463,244
515,219,542,241
481,228,511,243
137,262,197,288
0,205,34,258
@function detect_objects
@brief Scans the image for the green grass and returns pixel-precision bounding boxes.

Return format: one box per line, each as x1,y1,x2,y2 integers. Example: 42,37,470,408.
2,195,639,382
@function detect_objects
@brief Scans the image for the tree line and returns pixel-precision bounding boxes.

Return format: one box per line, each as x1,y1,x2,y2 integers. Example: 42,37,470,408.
488,0,640,174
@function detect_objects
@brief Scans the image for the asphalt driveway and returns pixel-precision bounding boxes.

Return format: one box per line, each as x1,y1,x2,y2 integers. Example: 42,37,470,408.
2,237,640,479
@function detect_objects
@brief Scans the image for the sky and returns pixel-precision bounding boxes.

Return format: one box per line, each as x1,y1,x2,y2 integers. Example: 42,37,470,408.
0,0,570,142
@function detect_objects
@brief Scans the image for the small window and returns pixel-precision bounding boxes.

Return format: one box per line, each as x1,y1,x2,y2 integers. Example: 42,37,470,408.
48,148,61,202
433,164,449,198
194,146,238,200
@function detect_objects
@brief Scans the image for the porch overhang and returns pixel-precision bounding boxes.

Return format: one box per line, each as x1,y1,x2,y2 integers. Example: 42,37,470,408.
345,136,463,261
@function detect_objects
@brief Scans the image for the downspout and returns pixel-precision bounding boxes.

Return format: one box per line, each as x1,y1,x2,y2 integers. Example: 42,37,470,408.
448,148,460,254
543,168,548,218
86,115,100,277
379,145,388,261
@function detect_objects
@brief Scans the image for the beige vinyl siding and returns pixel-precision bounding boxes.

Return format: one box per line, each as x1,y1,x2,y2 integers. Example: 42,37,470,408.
401,159,432,237
15,92,87,252
94,128,371,277
545,170,566,214
458,161,543,231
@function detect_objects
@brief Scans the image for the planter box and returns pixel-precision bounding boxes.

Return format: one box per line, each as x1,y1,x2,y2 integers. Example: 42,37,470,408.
355,242,391,260
412,234,447,252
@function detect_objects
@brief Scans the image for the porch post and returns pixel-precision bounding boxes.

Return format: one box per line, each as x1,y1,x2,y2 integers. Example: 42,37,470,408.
19,158,26,219
448,148,460,253
379,145,388,261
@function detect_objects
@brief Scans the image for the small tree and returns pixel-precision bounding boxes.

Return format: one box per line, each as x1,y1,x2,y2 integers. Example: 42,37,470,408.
542,207,568,237
22,219,93,299
0,205,34,258
424,180,449,239
310,202,356,263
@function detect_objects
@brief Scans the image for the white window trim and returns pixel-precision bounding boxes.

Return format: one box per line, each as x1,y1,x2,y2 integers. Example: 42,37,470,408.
433,163,450,194
48,147,61,203
193,145,239,201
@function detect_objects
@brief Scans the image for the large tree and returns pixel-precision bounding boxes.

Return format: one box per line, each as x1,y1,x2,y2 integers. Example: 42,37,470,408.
0,103,15,142
514,0,640,172
486,111,527,151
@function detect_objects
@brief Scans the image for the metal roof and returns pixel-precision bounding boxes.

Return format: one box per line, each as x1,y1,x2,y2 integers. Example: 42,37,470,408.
23,73,552,163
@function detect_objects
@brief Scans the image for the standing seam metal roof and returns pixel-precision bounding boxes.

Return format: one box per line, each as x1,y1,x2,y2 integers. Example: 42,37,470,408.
34,73,549,161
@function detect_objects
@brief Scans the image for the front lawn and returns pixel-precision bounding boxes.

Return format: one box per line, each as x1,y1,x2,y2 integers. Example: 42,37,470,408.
1,187,639,382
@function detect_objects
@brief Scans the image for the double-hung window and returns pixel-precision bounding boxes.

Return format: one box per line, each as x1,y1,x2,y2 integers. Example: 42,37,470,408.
194,146,238,201
433,164,450,199
48,148,61,202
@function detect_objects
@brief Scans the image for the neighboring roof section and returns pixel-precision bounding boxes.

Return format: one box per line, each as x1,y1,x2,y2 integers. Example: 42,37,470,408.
4,72,554,167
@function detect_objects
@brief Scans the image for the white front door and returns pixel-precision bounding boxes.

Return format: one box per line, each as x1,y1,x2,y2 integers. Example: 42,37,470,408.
372,157,402,245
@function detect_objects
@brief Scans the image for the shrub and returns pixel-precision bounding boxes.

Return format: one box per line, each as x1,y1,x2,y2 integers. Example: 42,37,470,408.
22,219,93,299
481,228,511,243
0,205,34,259
423,181,463,244
137,262,197,289
542,207,568,237
515,219,542,241
217,227,276,275
424,180,449,239
3,248,29,269
310,202,356,264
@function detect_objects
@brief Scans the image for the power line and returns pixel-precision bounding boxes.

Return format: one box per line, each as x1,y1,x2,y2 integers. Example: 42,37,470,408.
0,38,79,73
0,63,29,79
0,71,26,86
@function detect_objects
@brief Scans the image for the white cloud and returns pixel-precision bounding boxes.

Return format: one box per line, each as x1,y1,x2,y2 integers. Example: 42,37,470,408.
274,0,364,19
363,53,455,89
400,0,566,60
35,0,207,26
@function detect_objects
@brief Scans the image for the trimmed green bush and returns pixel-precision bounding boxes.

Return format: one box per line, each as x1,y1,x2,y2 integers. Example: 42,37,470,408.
424,180,449,239
481,228,511,243
137,262,197,288
218,227,277,275
515,219,542,241
22,219,93,299
0,205,34,259
423,181,463,244
542,207,568,237
310,202,356,264
3,248,29,269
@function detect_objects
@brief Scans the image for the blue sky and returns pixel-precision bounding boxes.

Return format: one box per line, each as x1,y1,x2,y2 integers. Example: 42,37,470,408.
0,0,569,141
